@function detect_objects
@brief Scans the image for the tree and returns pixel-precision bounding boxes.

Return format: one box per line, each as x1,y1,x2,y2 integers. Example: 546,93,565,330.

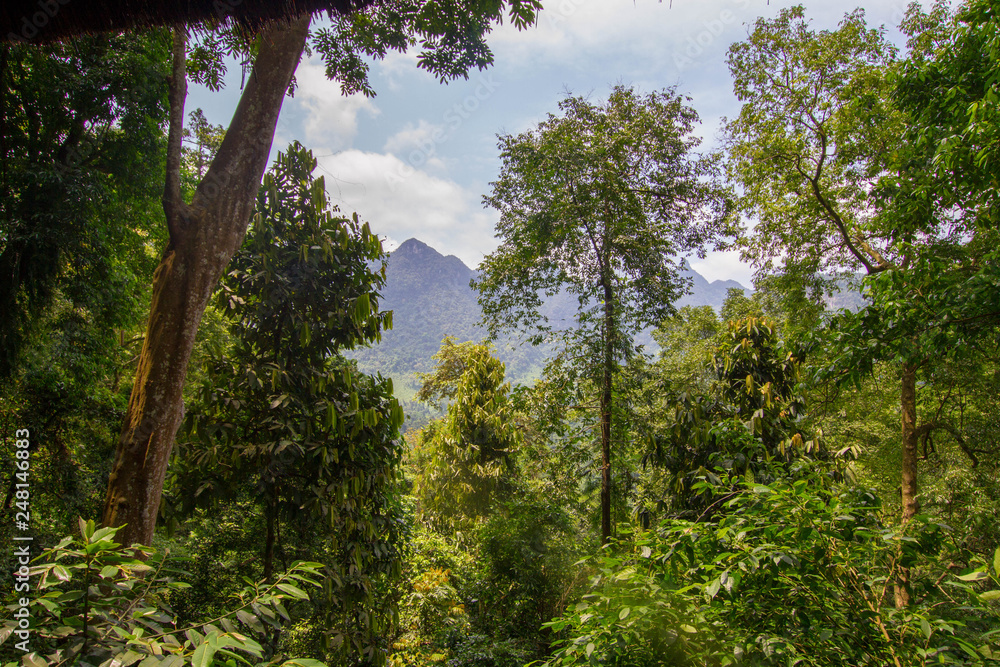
649,305,723,397
637,316,827,520
169,142,405,663
724,3,978,520
182,108,225,181
474,85,731,543
723,3,1000,606
410,338,519,531
101,1,542,547
0,33,168,378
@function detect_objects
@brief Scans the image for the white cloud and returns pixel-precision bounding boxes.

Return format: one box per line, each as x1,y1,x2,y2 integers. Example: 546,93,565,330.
315,150,497,269
489,0,754,69
295,60,379,149
690,250,754,288
383,120,447,159
487,0,925,78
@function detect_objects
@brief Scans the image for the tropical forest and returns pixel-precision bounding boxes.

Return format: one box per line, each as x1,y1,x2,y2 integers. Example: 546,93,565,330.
1,0,999,666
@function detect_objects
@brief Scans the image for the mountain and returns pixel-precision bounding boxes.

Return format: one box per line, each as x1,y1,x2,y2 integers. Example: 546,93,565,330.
676,261,750,310
348,238,751,429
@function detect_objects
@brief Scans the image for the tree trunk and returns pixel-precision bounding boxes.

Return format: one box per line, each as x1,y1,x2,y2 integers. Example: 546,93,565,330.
895,361,919,607
899,362,919,523
600,278,614,546
101,15,310,547
264,495,276,582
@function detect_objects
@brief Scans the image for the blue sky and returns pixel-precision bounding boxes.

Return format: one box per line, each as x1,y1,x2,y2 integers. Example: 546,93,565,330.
188,0,926,287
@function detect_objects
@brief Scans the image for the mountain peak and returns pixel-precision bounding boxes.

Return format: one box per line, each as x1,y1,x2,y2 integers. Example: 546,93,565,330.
387,238,476,292
395,237,433,256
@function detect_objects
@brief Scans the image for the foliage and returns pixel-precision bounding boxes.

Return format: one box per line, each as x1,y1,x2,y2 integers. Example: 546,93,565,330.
0,520,327,667
169,142,406,665
649,306,722,397
892,0,1000,229
826,0,1000,381
409,340,519,532
0,33,168,378
186,0,543,99
469,499,577,641
312,0,541,96
540,473,1000,667
0,30,167,551
476,84,730,348
639,317,829,519
0,296,137,545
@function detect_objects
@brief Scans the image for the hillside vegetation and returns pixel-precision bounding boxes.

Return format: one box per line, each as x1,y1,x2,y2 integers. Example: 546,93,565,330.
1,3,998,667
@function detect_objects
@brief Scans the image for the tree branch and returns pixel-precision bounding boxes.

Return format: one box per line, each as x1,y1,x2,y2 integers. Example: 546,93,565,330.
163,25,190,240
806,126,887,275
914,421,979,468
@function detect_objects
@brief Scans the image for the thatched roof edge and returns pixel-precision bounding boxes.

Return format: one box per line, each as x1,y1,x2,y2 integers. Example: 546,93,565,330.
2,0,374,44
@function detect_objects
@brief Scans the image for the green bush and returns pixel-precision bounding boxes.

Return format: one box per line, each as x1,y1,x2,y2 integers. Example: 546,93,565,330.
540,469,1000,666
0,520,328,667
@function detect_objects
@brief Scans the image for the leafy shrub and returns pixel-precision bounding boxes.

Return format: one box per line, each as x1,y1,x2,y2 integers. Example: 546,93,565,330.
0,520,327,667
443,634,532,667
471,499,577,641
540,470,1000,666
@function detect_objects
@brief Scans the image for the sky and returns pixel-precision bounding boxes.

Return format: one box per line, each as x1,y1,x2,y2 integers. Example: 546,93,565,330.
188,0,925,287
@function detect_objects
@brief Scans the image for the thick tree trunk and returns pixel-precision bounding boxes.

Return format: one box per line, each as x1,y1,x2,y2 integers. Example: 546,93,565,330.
101,15,310,547
600,278,614,546
895,361,919,607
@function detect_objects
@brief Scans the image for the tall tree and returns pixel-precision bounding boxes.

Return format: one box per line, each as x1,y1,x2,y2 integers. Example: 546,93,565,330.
101,17,312,548
170,142,405,662
723,3,999,605
474,86,730,543
101,1,542,547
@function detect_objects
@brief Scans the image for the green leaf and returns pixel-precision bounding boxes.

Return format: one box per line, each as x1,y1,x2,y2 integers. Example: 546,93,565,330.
236,609,265,634
957,571,988,582
91,526,120,543
618,607,631,620
275,583,309,600
979,590,1000,602
191,642,217,667
994,547,1000,578
920,618,932,640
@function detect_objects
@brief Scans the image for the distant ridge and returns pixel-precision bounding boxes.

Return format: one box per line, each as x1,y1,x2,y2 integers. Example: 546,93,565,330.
348,238,752,429
676,260,750,311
